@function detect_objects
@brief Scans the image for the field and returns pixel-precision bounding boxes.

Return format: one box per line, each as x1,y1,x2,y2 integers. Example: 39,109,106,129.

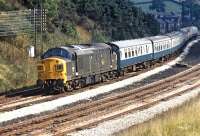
116,97,200,136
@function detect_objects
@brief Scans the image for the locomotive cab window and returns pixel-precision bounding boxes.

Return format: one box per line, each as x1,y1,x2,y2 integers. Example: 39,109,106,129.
55,64,64,72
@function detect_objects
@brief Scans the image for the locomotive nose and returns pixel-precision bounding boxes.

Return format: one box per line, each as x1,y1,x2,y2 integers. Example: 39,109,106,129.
37,58,68,89
37,59,64,79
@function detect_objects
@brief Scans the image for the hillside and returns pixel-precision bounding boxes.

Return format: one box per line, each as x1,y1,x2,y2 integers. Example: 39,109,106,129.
20,0,159,41
0,37,37,92
0,0,160,92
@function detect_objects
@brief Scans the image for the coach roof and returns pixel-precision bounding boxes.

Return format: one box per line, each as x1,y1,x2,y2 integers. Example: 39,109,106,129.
111,38,152,49
147,35,171,42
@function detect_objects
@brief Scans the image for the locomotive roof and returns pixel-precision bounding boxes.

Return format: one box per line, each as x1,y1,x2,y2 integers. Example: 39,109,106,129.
57,43,111,56
61,43,110,51
111,38,152,48
74,43,111,55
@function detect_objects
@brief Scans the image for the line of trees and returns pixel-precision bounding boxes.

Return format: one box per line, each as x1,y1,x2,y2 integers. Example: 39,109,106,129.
18,0,159,41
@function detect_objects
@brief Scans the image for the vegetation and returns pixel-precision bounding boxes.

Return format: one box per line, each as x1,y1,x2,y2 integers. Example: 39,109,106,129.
0,36,37,92
18,0,159,41
0,0,160,92
0,0,16,10
184,1,200,28
116,98,200,136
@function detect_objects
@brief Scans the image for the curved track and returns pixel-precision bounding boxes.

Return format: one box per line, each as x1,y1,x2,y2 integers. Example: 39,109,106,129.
1,64,200,136
0,55,177,113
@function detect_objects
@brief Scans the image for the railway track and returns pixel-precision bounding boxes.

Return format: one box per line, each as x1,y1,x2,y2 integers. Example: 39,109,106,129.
1,64,200,136
0,55,178,113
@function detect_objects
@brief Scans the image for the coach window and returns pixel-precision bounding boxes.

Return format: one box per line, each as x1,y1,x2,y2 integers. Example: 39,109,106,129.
138,47,141,55
139,47,141,55
141,46,143,54
124,49,127,58
135,49,138,56
144,46,147,54
132,50,134,57
154,43,157,51
163,43,165,50
125,52,128,58
146,45,148,53
128,48,131,57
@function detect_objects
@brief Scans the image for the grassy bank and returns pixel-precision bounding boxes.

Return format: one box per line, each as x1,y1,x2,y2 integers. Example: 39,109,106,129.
116,97,200,136
0,36,37,93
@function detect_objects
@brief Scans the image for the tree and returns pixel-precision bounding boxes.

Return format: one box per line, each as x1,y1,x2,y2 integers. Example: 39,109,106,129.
43,0,59,18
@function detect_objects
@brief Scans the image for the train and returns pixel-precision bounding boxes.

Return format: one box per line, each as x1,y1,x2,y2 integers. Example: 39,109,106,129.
37,26,199,92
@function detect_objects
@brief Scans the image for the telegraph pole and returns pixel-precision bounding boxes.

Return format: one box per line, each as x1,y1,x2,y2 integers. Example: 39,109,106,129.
40,0,44,55
33,0,45,57
34,8,37,57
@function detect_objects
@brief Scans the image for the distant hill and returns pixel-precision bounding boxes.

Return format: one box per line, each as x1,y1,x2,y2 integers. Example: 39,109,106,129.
131,0,182,14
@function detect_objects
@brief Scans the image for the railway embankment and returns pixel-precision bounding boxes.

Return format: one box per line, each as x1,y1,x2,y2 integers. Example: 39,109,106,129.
0,39,198,124
0,39,200,135
115,96,200,136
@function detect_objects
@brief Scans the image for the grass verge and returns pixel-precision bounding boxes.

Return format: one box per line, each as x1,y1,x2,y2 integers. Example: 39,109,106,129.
115,96,200,136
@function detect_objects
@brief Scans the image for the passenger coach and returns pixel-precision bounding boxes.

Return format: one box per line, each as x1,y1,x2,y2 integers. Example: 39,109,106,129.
109,38,153,70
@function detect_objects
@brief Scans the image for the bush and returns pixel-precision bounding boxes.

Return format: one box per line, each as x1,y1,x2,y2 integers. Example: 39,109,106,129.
0,0,14,11
62,21,78,38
